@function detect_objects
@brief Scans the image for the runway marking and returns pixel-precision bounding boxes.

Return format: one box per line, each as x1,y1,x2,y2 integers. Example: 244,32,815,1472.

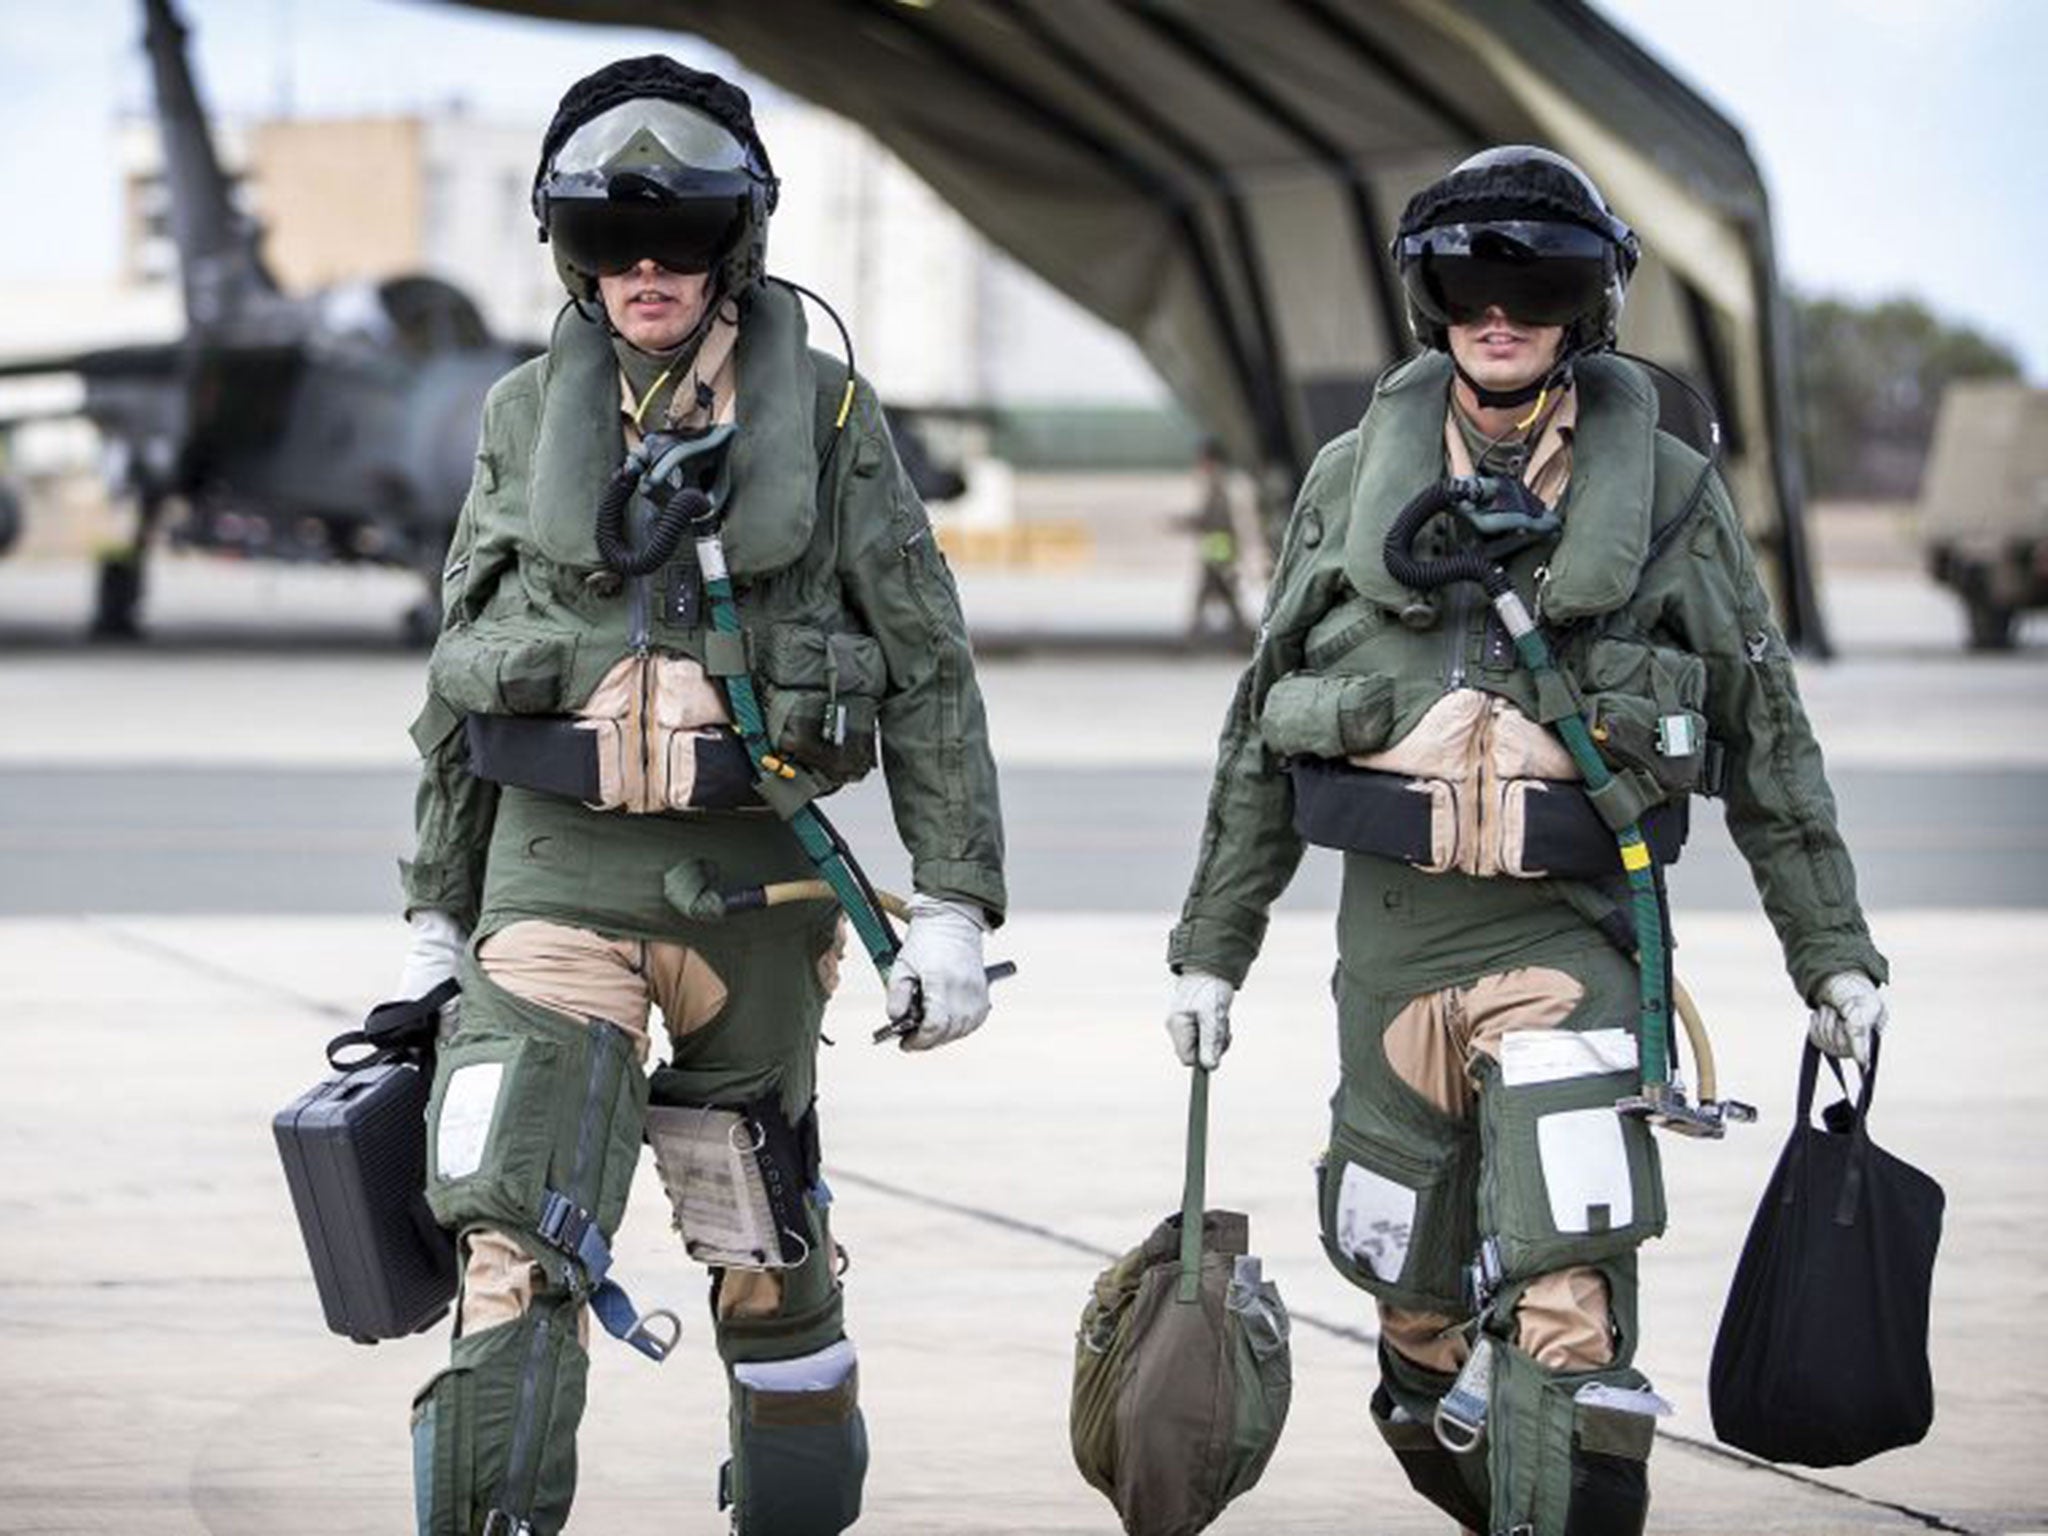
83,916,358,1024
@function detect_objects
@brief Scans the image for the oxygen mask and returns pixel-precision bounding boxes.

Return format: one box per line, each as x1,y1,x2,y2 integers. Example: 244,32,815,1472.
594,422,735,576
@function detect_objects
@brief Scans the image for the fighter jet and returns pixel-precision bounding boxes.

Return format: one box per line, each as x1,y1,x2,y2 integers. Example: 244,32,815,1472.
0,0,530,641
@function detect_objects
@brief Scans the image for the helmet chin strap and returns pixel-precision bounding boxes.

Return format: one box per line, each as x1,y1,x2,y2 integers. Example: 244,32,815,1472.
1452,351,1576,412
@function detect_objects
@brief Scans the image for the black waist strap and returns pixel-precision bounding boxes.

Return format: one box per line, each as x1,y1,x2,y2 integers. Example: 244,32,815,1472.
464,714,761,812
1288,759,1688,878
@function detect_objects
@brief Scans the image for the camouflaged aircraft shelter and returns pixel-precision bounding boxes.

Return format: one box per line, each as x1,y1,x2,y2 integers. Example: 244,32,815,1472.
461,0,1824,650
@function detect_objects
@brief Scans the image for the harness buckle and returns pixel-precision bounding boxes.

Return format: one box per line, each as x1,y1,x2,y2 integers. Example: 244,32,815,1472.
536,1190,611,1284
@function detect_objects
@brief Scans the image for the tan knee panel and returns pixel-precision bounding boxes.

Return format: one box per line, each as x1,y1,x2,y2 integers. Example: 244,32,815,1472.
1378,1302,1471,1377
715,1267,787,1321
458,1228,591,1346
1514,1266,1615,1370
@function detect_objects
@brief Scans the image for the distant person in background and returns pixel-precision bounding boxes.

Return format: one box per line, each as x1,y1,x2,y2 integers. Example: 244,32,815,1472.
1182,436,1255,644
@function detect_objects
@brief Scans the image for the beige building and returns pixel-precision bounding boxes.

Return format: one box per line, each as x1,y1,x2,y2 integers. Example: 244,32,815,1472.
106,100,1163,408
117,111,561,345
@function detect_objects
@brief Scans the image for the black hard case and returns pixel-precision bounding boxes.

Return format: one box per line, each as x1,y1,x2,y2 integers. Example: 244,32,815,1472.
273,1060,457,1343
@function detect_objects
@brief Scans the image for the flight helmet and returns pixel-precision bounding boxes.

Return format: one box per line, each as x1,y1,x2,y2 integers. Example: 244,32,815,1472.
533,56,778,305
1392,145,1640,406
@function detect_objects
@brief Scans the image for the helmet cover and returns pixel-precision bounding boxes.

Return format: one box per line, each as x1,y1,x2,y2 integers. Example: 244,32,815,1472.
534,56,778,298
1392,146,1639,354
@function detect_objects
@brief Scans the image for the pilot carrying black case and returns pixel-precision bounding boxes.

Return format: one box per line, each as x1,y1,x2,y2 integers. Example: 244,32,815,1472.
273,982,460,1343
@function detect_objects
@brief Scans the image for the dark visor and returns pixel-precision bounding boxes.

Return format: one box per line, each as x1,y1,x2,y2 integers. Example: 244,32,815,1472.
548,196,745,277
1398,221,1611,328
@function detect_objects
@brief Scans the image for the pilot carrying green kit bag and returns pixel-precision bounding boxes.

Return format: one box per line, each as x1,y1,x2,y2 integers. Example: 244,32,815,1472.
1071,1067,1292,1536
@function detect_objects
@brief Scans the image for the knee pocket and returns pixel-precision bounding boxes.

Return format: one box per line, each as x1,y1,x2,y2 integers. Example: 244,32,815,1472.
425,966,647,1284
724,1340,868,1535
1370,1384,1491,1532
1487,1335,1657,1535
1478,1052,1665,1282
1317,1116,1477,1312
412,1297,590,1536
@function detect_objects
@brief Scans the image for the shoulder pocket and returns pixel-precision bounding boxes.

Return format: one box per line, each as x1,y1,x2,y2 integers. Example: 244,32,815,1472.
759,623,887,784
1579,637,1711,798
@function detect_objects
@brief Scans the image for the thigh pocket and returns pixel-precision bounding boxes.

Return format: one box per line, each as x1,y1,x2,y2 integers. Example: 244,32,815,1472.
1317,1121,1473,1311
425,1031,564,1233
1479,1051,1665,1279
425,1010,647,1245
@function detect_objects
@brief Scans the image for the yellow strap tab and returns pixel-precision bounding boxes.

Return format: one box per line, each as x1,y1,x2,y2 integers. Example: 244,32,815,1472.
1620,841,1652,872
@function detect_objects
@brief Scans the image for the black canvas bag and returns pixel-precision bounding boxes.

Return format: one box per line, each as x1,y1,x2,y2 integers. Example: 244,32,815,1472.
1709,1039,1943,1466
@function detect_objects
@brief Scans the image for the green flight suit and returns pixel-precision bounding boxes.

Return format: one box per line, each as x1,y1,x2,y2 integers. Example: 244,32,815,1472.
1170,351,1884,1534
404,281,1005,1535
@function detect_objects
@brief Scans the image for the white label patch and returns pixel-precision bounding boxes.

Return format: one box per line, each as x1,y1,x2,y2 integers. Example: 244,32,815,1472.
1500,1028,1639,1087
435,1062,504,1181
1335,1162,1417,1281
734,1338,857,1393
1575,1382,1675,1417
1536,1108,1633,1233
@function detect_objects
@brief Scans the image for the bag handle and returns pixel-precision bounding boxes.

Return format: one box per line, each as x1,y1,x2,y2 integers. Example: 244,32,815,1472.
1177,1067,1210,1304
1793,1036,1881,1225
1795,1034,1880,1123
325,978,460,1072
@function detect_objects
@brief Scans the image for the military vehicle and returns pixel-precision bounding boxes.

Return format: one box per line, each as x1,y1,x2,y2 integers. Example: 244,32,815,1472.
1921,379,2048,650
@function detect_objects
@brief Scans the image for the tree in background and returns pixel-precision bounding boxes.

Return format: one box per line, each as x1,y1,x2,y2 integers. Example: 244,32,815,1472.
1795,295,2020,501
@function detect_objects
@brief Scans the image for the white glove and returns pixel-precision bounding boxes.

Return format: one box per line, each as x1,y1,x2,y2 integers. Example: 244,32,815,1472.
1808,970,1887,1069
885,896,990,1052
1165,971,1234,1070
397,909,468,1031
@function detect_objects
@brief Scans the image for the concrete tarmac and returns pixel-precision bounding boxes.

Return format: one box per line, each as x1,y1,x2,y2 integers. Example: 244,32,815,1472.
1,552,2044,1533
0,910,2039,1534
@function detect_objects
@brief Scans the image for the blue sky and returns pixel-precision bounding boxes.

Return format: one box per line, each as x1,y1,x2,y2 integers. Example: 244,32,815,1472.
0,0,2039,377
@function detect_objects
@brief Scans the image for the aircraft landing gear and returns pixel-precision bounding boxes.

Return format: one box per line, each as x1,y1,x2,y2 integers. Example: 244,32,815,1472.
89,490,164,642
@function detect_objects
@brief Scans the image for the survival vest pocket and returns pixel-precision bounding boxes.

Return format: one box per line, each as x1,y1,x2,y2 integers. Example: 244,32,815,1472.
759,624,887,783
428,623,580,717
1578,638,1714,798
1259,672,1396,760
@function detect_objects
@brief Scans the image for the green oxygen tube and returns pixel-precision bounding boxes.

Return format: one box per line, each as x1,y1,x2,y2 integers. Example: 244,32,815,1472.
1383,475,1744,1135
610,422,902,977
622,418,1012,1048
